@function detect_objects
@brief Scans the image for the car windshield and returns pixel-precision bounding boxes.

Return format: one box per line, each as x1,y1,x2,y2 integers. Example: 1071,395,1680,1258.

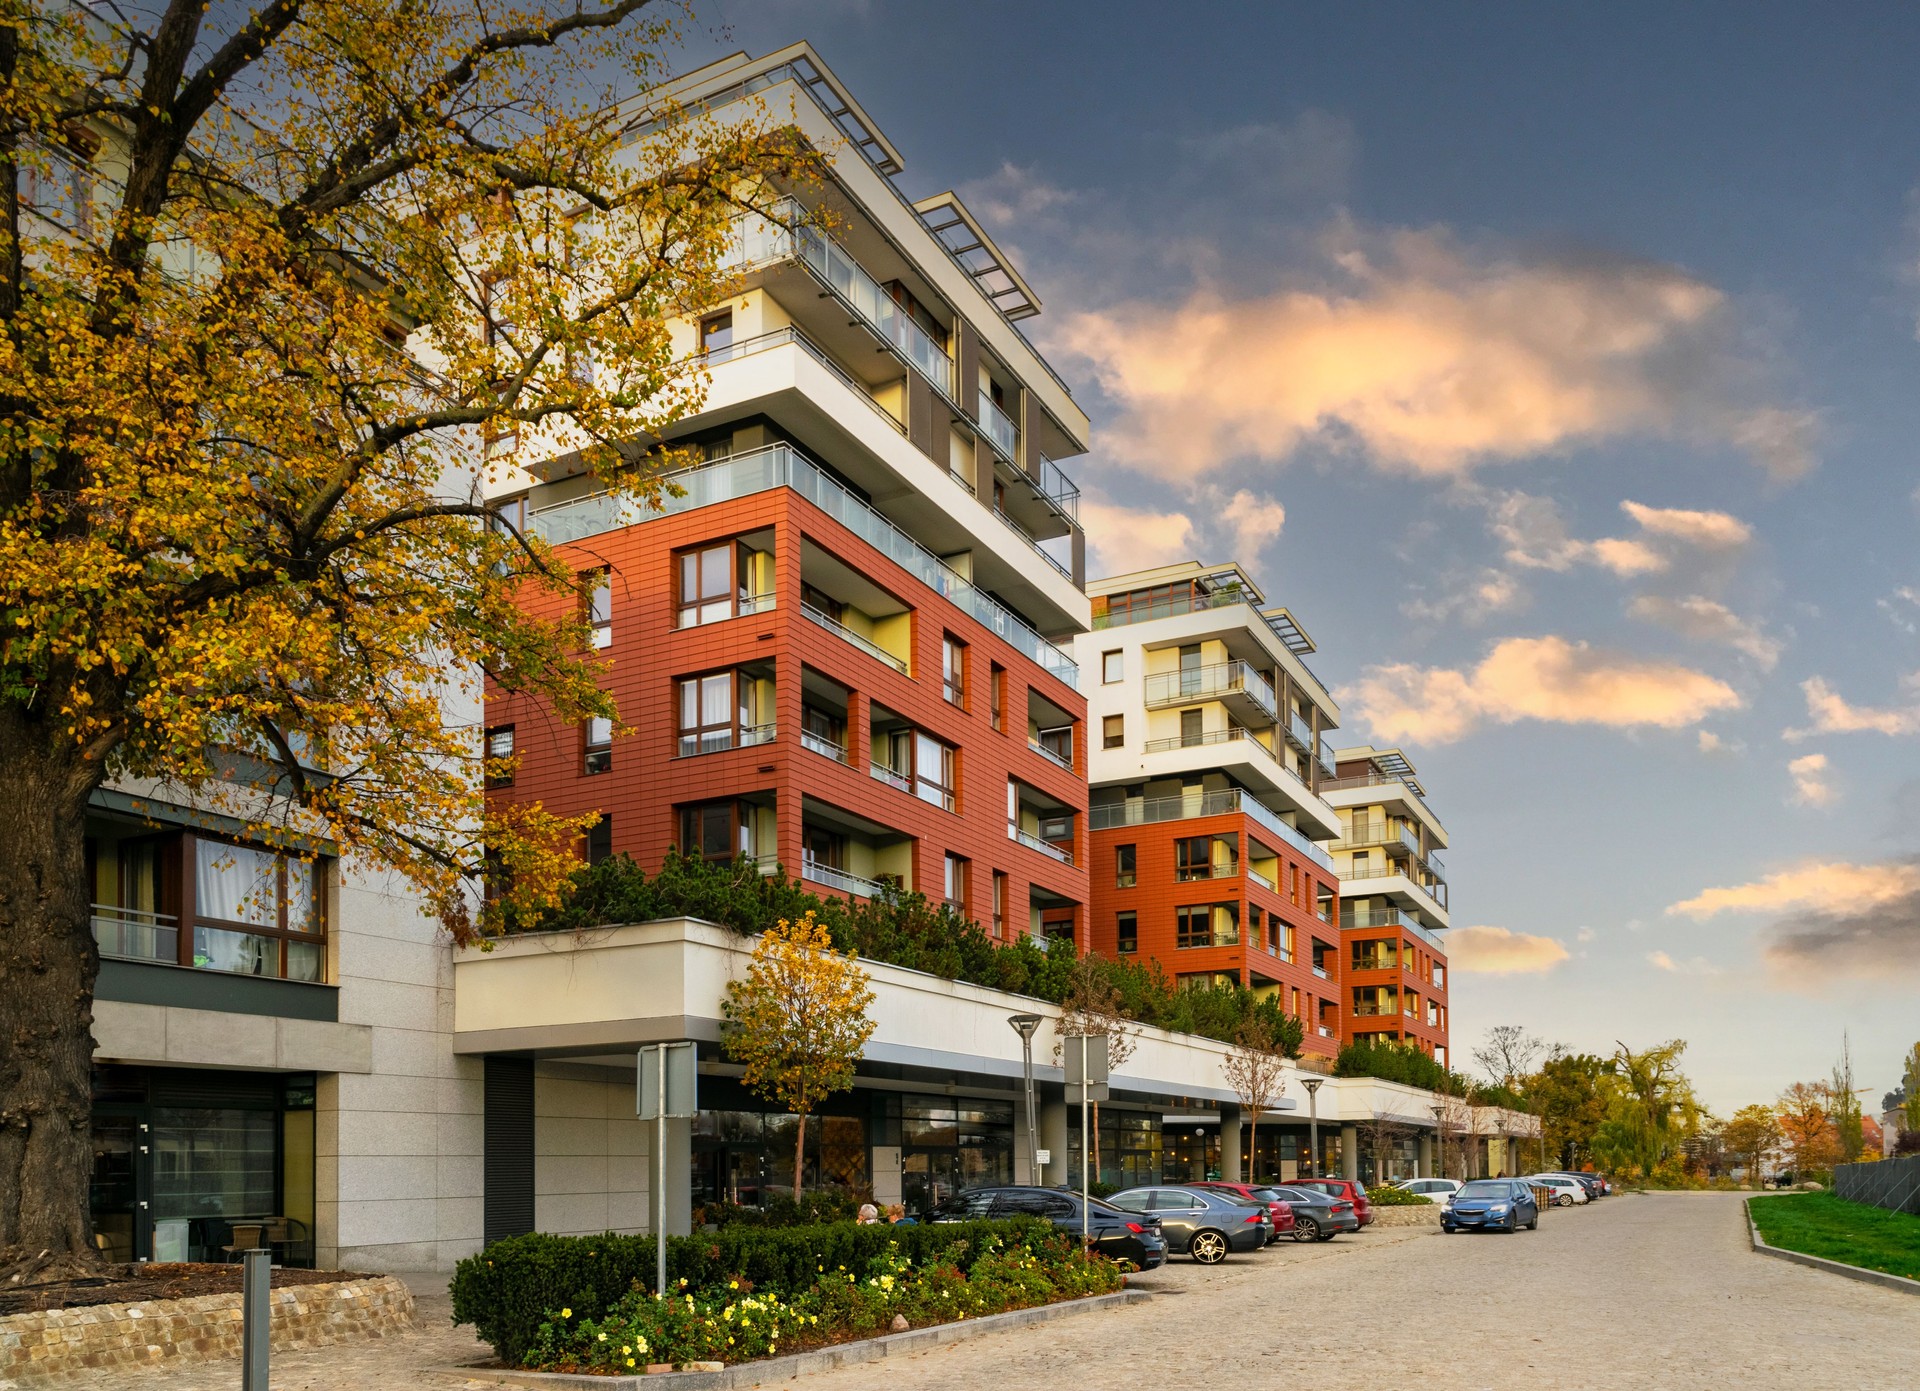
1248,1188,1284,1201
1457,1181,1512,1199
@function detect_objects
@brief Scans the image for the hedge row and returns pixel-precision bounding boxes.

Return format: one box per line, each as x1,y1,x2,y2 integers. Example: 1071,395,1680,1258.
450,1218,1049,1365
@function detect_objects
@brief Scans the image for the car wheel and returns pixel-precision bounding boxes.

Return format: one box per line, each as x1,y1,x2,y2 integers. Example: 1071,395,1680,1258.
1527,1216,1538,1230
1315,1230,1337,1242
1555,1194,1573,1207
1291,1216,1321,1242
1441,1224,1456,1234
1190,1229,1229,1264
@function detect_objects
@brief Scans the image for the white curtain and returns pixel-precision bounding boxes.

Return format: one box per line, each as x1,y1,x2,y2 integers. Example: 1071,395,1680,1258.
196,841,278,926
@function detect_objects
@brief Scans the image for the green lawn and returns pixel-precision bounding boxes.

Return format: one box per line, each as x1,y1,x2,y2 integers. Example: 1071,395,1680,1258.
1748,1192,1920,1282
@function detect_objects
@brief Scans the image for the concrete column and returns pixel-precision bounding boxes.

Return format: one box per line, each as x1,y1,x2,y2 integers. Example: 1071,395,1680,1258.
1418,1134,1435,1178
1219,1104,1242,1182
1340,1124,1359,1180
1040,1086,1070,1187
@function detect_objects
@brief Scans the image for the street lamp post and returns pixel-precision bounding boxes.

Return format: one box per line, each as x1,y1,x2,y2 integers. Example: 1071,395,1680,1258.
1008,1014,1043,1185
1302,1078,1322,1178
1430,1103,1446,1180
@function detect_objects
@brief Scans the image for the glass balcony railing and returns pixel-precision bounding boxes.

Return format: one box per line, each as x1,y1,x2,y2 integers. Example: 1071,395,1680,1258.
978,391,1020,459
92,904,179,965
677,722,776,758
1144,661,1278,721
528,443,1079,687
992,502,1072,579
1009,824,1074,866
805,602,909,674
1035,456,1081,522
1087,787,1334,873
1286,710,1315,753
801,730,849,763
870,763,912,794
1316,738,1337,781
801,859,889,900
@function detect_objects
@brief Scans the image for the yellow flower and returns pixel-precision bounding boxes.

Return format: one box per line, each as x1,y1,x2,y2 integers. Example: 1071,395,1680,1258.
626,1358,636,1368
560,1308,572,1319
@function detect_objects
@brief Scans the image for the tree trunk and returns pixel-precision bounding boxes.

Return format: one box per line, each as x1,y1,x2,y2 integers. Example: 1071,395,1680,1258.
1246,1117,1257,1182
792,1111,807,1202
0,713,105,1279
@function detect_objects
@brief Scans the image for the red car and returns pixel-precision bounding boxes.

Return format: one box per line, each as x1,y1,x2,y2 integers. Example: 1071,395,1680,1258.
1194,1181,1296,1241
1288,1178,1374,1226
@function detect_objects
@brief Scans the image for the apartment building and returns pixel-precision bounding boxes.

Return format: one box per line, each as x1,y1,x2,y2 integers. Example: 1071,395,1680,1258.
1323,745,1452,1066
1072,563,1348,1060
483,44,1092,942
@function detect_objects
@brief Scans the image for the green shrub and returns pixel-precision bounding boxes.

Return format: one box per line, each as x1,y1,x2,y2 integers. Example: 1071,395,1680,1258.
1364,1184,1432,1205
450,1219,1051,1365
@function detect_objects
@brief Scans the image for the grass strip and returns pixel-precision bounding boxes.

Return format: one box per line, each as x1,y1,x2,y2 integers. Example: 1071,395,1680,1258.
1748,1192,1920,1281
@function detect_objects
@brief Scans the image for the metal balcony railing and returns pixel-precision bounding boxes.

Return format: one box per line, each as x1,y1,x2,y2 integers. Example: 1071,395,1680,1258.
1144,661,1278,721
804,603,909,674
1009,824,1074,865
801,859,890,900
677,722,776,758
800,730,849,763
528,443,1079,687
870,763,912,793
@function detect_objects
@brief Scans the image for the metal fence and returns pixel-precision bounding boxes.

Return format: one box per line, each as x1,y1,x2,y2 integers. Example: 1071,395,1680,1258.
1834,1154,1920,1215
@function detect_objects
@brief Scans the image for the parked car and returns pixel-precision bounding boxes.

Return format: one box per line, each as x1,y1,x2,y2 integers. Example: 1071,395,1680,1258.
1107,1186,1271,1263
1526,1174,1589,1206
1440,1179,1539,1233
1393,1177,1463,1201
1548,1171,1611,1198
1191,1181,1297,1241
928,1186,1166,1269
1261,1184,1361,1242
1286,1177,1374,1227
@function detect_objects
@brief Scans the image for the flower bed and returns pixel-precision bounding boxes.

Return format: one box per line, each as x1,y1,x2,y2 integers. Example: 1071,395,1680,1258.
453,1221,1122,1375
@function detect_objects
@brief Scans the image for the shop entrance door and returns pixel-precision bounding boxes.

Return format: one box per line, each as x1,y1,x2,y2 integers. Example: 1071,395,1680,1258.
90,1109,152,1262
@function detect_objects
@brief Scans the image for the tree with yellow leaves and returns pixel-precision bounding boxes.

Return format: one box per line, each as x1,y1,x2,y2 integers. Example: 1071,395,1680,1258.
0,0,815,1275
723,914,875,1201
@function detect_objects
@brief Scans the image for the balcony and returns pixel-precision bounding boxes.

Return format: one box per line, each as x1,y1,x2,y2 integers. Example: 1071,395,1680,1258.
801,730,850,764
1248,867,1276,892
1035,456,1080,522
1009,824,1074,866
527,444,1079,688
801,858,890,900
1311,964,1330,981
1342,860,1449,914
1284,709,1315,754
1028,735,1073,773
1319,769,1439,824
805,602,909,675
699,325,905,438
1340,905,1447,955
1316,738,1337,781
1315,1025,1336,1039
978,391,1020,460
1334,819,1421,858
870,763,912,794
93,904,180,965
1088,786,1335,874
1352,1002,1397,1017
1144,661,1278,725
991,502,1072,579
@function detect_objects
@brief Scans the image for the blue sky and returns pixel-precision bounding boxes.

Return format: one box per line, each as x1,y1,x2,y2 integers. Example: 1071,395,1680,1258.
679,2,1919,1111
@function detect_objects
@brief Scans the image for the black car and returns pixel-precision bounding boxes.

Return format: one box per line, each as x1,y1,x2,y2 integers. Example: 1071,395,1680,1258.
1107,1186,1271,1263
1263,1184,1361,1242
928,1186,1168,1269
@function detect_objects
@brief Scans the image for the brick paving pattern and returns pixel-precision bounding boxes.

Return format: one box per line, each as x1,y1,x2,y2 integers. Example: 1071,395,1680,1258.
53,1193,1915,1389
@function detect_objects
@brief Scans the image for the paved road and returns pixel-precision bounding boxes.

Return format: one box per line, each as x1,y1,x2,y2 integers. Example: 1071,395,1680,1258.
73,1194,1916,1389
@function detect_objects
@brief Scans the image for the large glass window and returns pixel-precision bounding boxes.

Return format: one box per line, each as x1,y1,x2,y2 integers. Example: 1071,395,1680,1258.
678,672,739,756
680,801,756,862
192,841,324,981
583,716,613,774
1175,902,1239,949
677,541,765,628
914,732,957,811
1115,843,1136,889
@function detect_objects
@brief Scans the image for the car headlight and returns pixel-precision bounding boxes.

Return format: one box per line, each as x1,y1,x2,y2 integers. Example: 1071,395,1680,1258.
1489,1204,1509,1214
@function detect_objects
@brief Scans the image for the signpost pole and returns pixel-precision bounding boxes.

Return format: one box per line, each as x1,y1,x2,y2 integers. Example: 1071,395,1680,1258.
1079,1039,1090,1250
241,1246,268,1391
655,1044,668,1299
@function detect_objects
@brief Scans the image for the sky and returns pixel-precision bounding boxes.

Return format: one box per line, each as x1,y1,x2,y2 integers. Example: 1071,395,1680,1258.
672,0,1919,1112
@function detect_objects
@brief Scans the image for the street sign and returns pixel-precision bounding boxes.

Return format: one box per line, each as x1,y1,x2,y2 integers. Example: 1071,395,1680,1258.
1034,1148,1051,1167
1062,1033,1110,1104
637,1042,699,1119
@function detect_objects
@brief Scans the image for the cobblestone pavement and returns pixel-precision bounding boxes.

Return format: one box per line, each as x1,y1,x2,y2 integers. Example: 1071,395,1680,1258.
65,1194,1915,1389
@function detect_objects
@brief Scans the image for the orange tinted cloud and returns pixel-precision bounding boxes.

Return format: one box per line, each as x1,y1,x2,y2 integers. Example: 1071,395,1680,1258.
1785,674,1920,739
1628,595,1781,669
1667,860,1920,918
1618,500,1753,549
1056,228,1812,480
1350,636,1742,744
1447,926,1570,974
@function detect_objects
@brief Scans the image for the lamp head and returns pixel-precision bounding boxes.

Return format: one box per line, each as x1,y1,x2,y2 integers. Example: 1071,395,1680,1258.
1008,1014,1043,1041
1302,1078,1322,1095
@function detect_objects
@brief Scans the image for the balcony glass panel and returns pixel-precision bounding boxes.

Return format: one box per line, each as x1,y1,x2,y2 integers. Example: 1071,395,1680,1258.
92,905,179,964
1088,787,1333,873
978,391,1020,459
801,730,849,763
802,859,888,899
804,602,909,674
1144,661,1278,720
1009,824,1074,865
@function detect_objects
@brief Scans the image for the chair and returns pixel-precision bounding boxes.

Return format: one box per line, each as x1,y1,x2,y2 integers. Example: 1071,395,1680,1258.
221,1222,266,1262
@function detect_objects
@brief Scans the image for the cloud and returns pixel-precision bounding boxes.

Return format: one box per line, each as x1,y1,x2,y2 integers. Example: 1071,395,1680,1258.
1697,729,1745,756
1401,568,1526,625
1667,860,1920,919
1446,925,1570,974
1179,113,1358,207
1350,635,1743,744
1628,595,1782,669
961,161,1079,228
1761,889,1920,986
1487,491,1665,575
1786,753,1837,808
1647,949,1721,976
1785,673,1920,740
1618,500,1753,550
1880,587,1920,635
1080,495,1197,579
1218,488,1287,562
1056,225,1814,481
1575,926,1596,943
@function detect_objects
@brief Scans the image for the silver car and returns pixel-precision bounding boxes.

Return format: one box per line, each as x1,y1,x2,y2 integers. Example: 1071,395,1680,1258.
1108,1186,1271,1264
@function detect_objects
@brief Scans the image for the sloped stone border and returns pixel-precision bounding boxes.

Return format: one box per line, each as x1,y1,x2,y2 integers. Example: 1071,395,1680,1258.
0,1274,415,1385
436,1289,1151,1389
1744,1197,1920,1298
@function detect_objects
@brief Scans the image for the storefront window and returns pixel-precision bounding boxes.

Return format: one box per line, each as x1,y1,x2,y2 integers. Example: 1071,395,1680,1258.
900,1096,1011,1215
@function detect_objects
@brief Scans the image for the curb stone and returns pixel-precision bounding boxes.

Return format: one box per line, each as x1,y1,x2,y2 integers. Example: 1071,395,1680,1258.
1743,1197,1920,1298
431,1289,1151,1388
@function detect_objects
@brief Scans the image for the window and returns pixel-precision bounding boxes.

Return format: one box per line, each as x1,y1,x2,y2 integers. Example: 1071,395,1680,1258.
191,840,325,981
1102,715,1124,750
677,542,758,629
583,716,612,774
1176,902,1239,949
914,732,958,812
989,664,1007,731
1116,911,1137,955
800,580,843,624
944,854,970,911
1101,650,1123,684
701,310,734,356
21,128,98,234
680,801,750,862
1042,916,1075,945
678,671,749,757
992,871,1008,938
802,826,847,874
1115,843,1136,889
484,725,515,787
585,817,613,866
943,636,968,708
1179,708,1203,744
1175,835,1239,883
582,569,612,648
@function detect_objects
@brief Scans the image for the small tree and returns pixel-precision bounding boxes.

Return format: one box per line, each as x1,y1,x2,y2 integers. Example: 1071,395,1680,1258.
1831,1035,1865,1164
1776,1081,1839,1177
1361,1111,1421,1182
1903,1043,1920,1133
1055,955,1140,1181
1472,1025,1545,1093
1721,1104,1782,1184
1221,1014,1288,1182
723,913,875,1200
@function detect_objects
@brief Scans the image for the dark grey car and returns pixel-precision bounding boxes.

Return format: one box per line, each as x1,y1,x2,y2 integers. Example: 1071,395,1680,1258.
1107,1186,1270,1263
1264,1184,1361,1241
